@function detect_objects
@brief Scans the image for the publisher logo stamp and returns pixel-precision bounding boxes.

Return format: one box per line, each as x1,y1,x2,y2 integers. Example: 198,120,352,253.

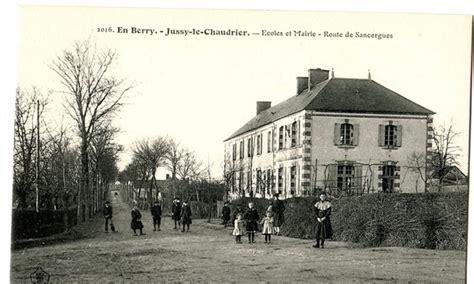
30,266,50,284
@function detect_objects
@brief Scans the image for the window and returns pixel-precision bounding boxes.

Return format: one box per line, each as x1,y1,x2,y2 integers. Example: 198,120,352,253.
247,138,253,157
384,125,397,147
266,169,272,194
278,167,284,192
267,131,272,153
256,169,262,194
382,165,396,193
247,170,252,192
290,166,296,195
336,165,354,190
340,123,354,145
279,126,284,150
379,123,402,148
256,134,262,155
239,141,244,160
232,143,236,161
238,170,243,191
291,121,298,147
232,171,236,191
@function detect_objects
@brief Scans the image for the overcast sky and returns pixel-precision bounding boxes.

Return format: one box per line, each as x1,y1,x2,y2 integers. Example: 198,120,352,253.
17,7,471,178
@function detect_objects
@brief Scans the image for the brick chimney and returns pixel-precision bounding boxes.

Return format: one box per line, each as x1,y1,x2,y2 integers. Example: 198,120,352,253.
296,77,308,95
308,68,329,90
256,101,272,115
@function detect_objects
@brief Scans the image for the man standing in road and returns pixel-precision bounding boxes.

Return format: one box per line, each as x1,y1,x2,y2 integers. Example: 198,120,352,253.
221,201,231,227
151,200,162,231
103,201,113,233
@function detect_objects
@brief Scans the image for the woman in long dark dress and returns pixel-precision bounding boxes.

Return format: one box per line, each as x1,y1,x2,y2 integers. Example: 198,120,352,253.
181,201,192,232
131,201,145,236
313,192,333,248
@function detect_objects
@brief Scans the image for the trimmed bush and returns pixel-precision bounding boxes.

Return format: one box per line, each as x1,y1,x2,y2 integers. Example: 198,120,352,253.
231,191,467,250
12,206,78,241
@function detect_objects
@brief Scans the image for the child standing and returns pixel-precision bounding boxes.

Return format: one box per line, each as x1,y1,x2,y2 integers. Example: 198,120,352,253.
232,213,244,243
260,211,274,244
131,201,145,236
244,202,259,243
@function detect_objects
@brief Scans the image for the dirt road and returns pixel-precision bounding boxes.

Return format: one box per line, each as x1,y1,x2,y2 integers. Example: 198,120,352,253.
10,192,466,283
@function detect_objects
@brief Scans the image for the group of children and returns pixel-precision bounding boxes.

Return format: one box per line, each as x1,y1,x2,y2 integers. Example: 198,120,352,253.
232,202,275,244
128,198,193,236
231,192,332,248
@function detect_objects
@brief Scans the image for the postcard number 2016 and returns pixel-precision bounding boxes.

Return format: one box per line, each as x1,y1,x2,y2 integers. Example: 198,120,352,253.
97,27,114,33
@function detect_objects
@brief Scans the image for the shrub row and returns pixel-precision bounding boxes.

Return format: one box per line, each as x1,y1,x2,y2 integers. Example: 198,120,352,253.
12,206,78,241
230,191,467,250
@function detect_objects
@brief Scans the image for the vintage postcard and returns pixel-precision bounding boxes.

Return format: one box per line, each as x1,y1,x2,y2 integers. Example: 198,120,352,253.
9,5,472,283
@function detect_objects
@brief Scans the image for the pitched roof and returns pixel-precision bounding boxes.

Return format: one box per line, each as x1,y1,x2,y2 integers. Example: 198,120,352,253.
225,78,435,141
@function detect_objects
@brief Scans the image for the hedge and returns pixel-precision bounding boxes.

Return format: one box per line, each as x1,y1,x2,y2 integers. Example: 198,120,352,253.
12,206,78,241
230,191,467,250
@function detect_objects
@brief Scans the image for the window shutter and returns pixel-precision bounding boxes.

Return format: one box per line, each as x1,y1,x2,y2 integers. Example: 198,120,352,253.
327,164,337,189
296,165,300,194
378,125,385,147
297,120,301,145
396,125,403,147
354,164,362,191
353,124,360,146
272,129,276,151
333,123,340,145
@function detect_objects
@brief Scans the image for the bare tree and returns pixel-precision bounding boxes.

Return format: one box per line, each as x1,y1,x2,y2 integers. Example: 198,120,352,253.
177,149,203,181
13,87,48,208
90,123,121,212
166,139,182,180
132,137,170,208
50,40,132,220
432,123,461,190
407,151,429,193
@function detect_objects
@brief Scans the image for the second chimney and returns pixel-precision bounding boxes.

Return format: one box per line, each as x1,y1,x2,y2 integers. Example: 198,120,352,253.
308,68,330,90
256,101,272,115
296,77,308,95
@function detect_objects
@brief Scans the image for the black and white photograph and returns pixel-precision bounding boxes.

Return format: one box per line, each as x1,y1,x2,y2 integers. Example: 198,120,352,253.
2,3,473,283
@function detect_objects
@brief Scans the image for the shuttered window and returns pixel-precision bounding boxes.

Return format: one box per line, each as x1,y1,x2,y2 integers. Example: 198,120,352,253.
239,141,244,159
334,122,359,146
290,166,296,194
278,167,283,193
379,124,403,148
291,121,298,147
267,131,272,153
279,126,284,150
232,143,237,161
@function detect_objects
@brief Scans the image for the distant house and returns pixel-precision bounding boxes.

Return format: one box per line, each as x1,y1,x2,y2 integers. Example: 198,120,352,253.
431,166,468,186
224,68,435,199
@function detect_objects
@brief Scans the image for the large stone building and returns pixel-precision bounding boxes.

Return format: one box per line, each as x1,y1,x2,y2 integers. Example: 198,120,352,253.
224,68,434,199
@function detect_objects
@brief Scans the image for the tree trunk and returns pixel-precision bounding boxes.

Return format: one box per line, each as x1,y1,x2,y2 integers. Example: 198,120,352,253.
78,139,89,222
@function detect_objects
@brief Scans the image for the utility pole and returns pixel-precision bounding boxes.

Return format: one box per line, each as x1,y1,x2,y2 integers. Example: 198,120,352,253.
35,99,40,213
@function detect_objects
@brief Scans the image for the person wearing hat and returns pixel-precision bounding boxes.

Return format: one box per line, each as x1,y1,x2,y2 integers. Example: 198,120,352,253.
171,197,182,230
313,192,333,248
180,200,192,232
221,201,231,227
131,201,145,236
103,201,113,233
151,200,162,231
244,202,259,243
273,193,285,235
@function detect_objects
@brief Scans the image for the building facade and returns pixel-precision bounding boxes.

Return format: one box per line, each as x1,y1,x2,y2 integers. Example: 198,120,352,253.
224,68,434,199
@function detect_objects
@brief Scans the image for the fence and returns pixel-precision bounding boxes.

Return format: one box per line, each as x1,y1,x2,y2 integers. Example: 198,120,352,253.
12,206,78,241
